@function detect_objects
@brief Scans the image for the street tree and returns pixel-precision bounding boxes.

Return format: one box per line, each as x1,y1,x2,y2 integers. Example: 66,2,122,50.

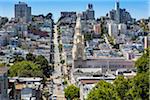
87,80,118,100
26,53,35,61
64,84,80,100
8,61,43,77
135,48,149,73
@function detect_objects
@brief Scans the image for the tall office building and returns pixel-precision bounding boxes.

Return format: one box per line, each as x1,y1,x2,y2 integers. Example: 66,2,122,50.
115,0,120,23
107,0,132,24
115,0,120,10
15,2,31,22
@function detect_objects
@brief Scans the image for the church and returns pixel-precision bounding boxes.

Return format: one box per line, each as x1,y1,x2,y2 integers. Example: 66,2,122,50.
71,14,134,83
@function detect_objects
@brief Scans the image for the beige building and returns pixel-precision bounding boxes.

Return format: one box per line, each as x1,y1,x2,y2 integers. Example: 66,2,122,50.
144,36,150,49
72,14,85,61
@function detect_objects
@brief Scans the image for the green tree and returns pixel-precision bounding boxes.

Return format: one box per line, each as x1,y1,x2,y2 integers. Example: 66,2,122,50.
84,34,92,41
135,48,150,73
63,79,68,85
139,21,149,32
13,55,24,62
8,61,43,77
87,80,118,100
35,55,51,77
0,63,5,67
64,84,80,100
126,72,149,100
35,55,48,69
113,76,130,100
87,50,149,100
60,59,65,65
58,44,63,52
26,53,35,61
108,35,115,45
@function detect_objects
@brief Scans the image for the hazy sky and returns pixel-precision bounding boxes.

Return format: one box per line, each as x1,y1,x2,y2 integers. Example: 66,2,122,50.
0,0,149,21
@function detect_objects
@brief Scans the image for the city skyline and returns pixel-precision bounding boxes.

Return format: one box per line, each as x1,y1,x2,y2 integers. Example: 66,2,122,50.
0,0,149,100
0,0,149,21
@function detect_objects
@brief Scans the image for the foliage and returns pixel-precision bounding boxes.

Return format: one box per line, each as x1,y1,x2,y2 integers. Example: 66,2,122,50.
113,76,130,100
108,35,115,45
64,84,80,100
135,48,150,73
63,79,68,85
0,63,5,67
26,53,35,61
112,44,119,49
87,50,149,100
11,53,53,77
60,59,65,64
87,80,118,100
57,28,62,35
125,72,149,100
8,61,44,77
84,34,92,41
139,21,149,32
35,55,51,77
58,44,63,52
13,55,25,62
35,55,48,68
131,36,138,41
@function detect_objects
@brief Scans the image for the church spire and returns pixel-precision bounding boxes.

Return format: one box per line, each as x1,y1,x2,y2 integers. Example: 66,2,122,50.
75,13,82,36
72,13,85,60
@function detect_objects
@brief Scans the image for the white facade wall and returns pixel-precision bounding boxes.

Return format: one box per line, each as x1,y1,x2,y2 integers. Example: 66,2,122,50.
108,23,118,37
118,23,127,34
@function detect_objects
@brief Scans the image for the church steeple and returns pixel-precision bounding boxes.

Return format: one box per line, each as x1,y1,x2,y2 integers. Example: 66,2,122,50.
75,14,82,36
72,14,85,60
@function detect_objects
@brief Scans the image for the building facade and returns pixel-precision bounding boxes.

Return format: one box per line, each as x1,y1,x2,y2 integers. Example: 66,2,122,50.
15,2,31,22
118,23,127,34
108,22,118,37
81,4,95,20
0,67,8,100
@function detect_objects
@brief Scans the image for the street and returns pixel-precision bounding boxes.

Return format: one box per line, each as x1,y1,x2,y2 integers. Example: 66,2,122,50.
49,25,66,100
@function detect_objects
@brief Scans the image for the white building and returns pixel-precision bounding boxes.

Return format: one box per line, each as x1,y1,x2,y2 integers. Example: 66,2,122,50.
118,23,127,34
108,22,118,37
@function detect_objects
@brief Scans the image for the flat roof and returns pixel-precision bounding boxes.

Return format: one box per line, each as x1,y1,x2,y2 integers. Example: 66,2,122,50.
9,77,43,82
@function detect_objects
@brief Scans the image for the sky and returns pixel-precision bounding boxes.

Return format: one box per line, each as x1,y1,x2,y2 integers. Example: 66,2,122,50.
0,0,149,21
